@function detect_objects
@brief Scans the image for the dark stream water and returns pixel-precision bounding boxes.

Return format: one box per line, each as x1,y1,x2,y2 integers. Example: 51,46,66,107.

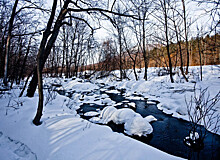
70,87,220,160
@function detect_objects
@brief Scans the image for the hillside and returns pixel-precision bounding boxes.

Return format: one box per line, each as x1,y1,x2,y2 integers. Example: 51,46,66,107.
85,34,220,72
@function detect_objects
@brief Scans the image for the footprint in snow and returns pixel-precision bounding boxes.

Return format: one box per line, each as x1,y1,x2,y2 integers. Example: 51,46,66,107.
0,131,37,160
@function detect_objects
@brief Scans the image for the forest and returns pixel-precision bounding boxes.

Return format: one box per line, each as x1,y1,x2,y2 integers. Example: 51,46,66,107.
0,0,219,160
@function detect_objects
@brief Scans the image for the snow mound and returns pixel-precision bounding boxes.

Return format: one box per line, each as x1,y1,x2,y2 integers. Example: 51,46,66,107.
99,106,154,136
111,108,138,124
125,116,153,137
99,106,117,124
61,79,99,93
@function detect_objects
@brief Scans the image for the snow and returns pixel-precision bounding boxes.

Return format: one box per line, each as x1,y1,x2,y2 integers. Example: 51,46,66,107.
111,108,139,124
0,89,183,160
99,106,117,124
96,65,220,134
105,90,120,94
0,132,37,160
102,97,116,106
1,65,219,159
127,102,136,108
97,106,154,137
144,115,157,123
57,78,99,93
84,111,100,116
189,131,200,141
124,116,153,137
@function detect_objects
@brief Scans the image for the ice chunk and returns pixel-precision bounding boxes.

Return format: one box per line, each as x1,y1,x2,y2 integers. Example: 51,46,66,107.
127,102,136,109
84,111,99,116
89,117,101,123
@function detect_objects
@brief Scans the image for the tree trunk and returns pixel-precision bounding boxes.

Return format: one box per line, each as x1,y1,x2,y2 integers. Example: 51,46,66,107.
32,0,71,125
172,12,188,82
33,46,44,125
18,36,32,83
119,32,123,80
142,18,148,81
164,0,174,83
181,0,190,74
197,37,202,81
19,69,34,97
26,68,38,97
3,0,19,85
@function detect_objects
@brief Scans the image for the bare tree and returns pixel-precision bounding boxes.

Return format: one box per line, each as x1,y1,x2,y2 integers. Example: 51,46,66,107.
2,0,45,86
122,31,139,80
181,0,190,75
130,0,154,81
30,0,140,125
170,1,188,82
184,86,220,155
105,4,126,80
154,0,174,83
3,0,19,86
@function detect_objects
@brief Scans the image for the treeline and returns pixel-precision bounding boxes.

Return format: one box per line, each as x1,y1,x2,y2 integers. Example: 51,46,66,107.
149,34,220,68
85,34,219,79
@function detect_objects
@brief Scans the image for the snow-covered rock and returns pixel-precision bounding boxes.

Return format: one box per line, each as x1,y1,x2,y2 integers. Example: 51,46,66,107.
99,106,154,137
145,115,157,123
125,116,153,137
111,108,138,124
99,106,117,124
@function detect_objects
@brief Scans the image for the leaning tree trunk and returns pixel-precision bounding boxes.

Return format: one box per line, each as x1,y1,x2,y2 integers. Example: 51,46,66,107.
33,47,44,125
26,68,38,97
3,0,19,86
32,0,71,125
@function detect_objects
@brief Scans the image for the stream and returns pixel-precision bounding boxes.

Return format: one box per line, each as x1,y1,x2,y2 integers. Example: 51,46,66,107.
60,83,220,160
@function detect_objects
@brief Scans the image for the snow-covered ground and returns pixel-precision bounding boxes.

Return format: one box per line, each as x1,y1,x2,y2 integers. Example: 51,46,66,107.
0,89,183,160
0,65,219,159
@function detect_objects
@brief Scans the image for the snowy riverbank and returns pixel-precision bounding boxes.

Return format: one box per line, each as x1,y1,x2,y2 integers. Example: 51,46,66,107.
0,89,183,160
0,65,219,159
